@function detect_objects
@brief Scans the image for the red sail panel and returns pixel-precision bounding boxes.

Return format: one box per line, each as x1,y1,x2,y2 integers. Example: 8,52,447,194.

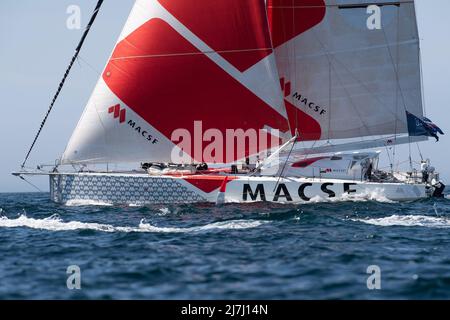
267,0,326,141
62,0,292,165
103,19,288,162
158,0,273,72
285,100,322,141
267,0,326,48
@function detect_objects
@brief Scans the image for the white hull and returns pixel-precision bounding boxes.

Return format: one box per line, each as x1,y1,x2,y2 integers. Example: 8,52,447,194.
48,172,430,205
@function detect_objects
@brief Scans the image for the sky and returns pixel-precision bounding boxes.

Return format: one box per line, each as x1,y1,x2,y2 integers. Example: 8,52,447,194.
1,0,450,192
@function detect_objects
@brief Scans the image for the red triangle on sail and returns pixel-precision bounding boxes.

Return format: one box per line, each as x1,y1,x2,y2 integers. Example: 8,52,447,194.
158,0,273,72
103,19,289,163
267,0,326,48
284,100,322,141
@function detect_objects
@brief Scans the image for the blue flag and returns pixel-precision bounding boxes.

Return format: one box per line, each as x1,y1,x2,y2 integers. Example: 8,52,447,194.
406,111,444,142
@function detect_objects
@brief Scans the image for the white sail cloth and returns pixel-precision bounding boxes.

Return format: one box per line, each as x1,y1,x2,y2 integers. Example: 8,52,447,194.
268,0,424,141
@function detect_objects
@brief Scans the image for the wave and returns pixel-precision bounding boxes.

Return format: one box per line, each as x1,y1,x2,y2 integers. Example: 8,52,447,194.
64,188,397,207
0,214,267,233
353,215,450,228
309,188,396,204
65,199,113,207
158,208,171,215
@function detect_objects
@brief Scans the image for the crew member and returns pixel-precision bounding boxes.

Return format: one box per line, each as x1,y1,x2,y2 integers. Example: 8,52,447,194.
366,162,373,181
196,162,208,171
431,177,446,197
255,156,262,174
362,159,372,181
421,160,430,183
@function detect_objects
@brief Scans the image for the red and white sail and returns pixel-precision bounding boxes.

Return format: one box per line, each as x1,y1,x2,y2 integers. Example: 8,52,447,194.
62,0,290,165
267,0,425,142
62,0,427,165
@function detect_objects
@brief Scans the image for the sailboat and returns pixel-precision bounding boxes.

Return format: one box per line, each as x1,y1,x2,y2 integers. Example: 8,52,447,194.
14,0,445,205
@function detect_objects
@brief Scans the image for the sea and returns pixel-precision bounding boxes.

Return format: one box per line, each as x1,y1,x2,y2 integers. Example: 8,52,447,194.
1,192,450,300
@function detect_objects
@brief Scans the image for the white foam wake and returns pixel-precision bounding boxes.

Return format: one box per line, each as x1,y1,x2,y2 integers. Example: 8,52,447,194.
353,215,450,228
309,188,395,204
0,215,267,233
65,200,175,209
65,199,113,207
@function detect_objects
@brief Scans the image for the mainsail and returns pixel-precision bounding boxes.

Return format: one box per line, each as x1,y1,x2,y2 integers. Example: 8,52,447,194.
267,0,425,142
62,0,290,165
62,0,430,166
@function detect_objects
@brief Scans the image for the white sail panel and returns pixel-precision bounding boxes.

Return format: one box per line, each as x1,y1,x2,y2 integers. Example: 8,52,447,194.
268,0,424,141
62,0,289,165
61,79,179,164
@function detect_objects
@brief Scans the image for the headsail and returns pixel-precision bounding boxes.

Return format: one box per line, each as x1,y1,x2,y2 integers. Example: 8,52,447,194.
62,0,289,165
267,0,425,142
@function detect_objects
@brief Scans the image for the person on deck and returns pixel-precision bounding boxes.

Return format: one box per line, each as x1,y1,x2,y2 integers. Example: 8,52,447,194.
366,162,373,181
255,156,262,174
421,160,430,183
362,159,373,181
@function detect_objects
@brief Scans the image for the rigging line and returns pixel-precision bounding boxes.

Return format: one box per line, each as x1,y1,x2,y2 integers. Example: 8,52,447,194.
418,42,427,117
416,142,424,161
18,175,44,193
326,55,401,119
411,0,427,119
293,0,298,135
408,139,413,170
21,0,104,169
264,2,293,139
382,8,415,171
302,9,413,121
109,47,273,61
310,28,373,136
309,28,334,143
384,144,393,166
381,18,409,113
328,56,373,136
273,133,298,193
78,55,102,76
76,56,82,69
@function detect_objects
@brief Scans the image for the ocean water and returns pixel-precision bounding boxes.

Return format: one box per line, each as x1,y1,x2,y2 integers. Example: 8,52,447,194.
1,192,450,300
